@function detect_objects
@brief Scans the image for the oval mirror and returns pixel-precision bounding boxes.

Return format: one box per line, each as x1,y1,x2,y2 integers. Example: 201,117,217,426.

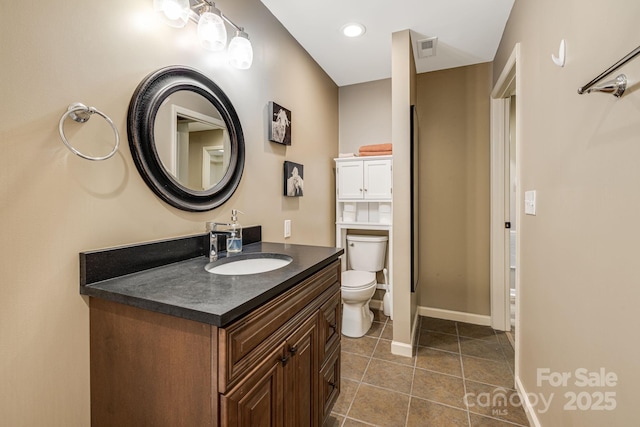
127,66,244,211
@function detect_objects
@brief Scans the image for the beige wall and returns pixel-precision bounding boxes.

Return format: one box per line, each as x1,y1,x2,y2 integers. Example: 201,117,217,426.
494,0,640,424
416,63,492,315
338,79,392,154
0,0,338,425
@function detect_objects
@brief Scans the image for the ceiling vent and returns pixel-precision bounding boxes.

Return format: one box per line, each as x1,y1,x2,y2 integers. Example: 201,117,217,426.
417,37,438,58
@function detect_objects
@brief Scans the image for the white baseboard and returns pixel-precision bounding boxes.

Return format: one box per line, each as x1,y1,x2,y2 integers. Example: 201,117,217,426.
515,375,542,427
418,306,491,326
391,340,413,357
390,310,420,357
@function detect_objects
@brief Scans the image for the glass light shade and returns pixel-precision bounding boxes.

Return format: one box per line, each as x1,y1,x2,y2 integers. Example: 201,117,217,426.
197,11,227,51
160,0,190,28
228,32,253,70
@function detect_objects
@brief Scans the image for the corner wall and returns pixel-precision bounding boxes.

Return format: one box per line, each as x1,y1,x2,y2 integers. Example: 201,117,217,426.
0,0,338,425
494,0,640,424
391,30,418,353
416,63,492,316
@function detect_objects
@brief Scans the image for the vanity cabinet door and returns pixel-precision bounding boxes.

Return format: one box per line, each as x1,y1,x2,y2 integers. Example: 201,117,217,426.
319,344,341,422
318,290,341,363
221,345,285,427
283,314,319,427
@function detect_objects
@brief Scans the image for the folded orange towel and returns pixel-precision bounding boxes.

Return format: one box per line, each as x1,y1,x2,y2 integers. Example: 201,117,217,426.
359,143,392,153
359,150,392,157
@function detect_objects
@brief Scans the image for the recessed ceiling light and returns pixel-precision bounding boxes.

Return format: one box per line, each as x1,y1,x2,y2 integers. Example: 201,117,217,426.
341,23,366,38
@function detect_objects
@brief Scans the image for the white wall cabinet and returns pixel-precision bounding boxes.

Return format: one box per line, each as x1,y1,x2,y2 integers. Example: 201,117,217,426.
335,156,392,225
336,158,392,200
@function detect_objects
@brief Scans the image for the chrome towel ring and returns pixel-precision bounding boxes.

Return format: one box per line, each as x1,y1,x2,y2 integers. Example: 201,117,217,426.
58,103,119,161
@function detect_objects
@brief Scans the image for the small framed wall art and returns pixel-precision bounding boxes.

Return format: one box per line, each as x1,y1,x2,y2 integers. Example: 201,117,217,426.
283,161,304,197
269,101,292,145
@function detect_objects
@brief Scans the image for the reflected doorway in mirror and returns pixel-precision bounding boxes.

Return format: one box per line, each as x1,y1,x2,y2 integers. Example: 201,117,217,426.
283,161,304,197
268,101,292,145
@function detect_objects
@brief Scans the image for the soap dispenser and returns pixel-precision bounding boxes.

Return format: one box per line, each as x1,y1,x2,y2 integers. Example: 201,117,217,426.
226,209,243,253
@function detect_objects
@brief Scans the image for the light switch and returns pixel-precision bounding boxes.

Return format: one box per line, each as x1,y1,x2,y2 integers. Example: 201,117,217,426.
525,190,536,215
284,219,291,238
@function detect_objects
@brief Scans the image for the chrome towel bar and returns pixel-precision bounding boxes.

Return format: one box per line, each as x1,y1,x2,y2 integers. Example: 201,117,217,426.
578,45,640,97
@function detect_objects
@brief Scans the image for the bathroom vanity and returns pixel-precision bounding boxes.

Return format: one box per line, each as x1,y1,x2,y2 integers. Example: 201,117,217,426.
81,233,343,427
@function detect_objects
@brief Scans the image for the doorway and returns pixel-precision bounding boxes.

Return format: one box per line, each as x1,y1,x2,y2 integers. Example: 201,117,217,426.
490,44,520,353
507,95,517,339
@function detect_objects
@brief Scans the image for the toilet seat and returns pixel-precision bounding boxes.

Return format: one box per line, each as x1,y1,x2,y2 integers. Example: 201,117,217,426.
341,270,376,289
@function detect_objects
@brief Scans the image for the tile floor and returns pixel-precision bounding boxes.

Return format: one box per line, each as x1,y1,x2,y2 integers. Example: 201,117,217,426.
325,311,529,427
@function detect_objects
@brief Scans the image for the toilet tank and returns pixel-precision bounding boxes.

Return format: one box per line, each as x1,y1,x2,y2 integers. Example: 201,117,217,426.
346,234,388,272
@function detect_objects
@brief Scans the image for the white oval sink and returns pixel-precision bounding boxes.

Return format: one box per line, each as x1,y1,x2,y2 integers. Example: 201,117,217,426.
205,253,293,275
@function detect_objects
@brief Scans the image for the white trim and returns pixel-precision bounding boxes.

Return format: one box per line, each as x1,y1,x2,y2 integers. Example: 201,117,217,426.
170,104,226,183
490,97,509,331
391,340,413,357
390,309,419,357
491,45,518,99
515,375,542,427
418,306,491,326
490,43,521,333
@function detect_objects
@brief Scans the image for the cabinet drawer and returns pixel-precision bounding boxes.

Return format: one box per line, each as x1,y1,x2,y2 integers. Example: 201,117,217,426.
319,344,341,422
318,290,341,364
219,261,340,392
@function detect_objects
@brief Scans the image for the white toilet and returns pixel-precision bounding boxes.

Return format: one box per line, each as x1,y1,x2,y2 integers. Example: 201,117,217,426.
341,234,388,338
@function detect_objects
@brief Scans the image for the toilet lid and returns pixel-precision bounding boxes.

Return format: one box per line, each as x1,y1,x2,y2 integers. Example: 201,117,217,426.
341,270,376,289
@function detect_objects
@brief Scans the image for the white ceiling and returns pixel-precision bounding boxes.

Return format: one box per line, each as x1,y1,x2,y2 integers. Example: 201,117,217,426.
260,0,515,87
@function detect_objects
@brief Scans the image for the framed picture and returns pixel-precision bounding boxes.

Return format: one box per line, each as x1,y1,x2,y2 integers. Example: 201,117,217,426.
269,101,292,145
283,161,304,197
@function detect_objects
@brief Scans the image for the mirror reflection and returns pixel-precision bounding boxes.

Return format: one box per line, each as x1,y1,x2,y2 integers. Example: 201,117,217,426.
154,91,231,191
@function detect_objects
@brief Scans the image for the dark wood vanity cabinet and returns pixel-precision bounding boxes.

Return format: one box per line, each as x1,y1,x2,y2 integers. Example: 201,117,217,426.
90,260,341,427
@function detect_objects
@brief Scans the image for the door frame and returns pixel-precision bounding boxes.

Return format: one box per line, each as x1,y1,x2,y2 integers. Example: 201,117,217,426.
490,43,521,334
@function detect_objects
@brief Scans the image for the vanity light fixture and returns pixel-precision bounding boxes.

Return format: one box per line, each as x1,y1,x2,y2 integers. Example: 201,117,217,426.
153,0,253,69
228,30,253,70
197,3,227,51
341,22,366,38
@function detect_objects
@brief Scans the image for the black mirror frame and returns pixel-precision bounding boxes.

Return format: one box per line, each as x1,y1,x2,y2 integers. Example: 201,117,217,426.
127,66,245,212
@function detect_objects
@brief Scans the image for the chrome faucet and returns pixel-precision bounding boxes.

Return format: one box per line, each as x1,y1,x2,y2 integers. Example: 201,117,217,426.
206,221,232,262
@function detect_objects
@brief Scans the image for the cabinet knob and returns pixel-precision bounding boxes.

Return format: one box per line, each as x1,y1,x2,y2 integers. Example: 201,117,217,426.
328,381,336,391
329,323,337,332
280,355,289,366
289,345,298,355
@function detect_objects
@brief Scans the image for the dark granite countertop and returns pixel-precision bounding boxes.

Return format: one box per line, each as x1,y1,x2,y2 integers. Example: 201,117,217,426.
81,241,343,327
